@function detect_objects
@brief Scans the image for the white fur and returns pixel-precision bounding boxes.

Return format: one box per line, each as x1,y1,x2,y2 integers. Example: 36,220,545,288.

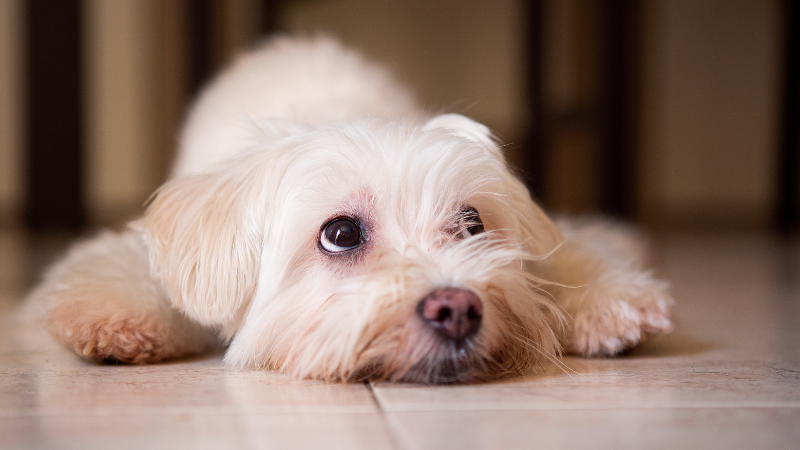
174,37,420,177
31,36,673,383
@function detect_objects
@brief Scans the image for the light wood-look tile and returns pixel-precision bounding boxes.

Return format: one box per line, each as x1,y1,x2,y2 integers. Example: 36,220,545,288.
1,231,799,449
372,356,800,412
386,408,800,450
1,413,395,450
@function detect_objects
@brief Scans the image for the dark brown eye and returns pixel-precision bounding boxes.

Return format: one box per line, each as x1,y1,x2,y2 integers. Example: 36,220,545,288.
457,206,484,238
319,217,364,253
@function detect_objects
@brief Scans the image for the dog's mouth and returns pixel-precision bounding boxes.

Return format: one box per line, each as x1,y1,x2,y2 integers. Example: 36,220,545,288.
407,344,484,384
351,316,544,384
354,336,496,384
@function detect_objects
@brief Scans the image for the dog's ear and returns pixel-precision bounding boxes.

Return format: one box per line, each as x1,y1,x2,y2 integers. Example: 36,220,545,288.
135,161,266,328
504,175,563,256
423,114,496,149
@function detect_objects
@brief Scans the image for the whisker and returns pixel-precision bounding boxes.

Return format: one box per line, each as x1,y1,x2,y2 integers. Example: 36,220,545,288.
504,321,580,375
508,329,582,378
511,334,575,379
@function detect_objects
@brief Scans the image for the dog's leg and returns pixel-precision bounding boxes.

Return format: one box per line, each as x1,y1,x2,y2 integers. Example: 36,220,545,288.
539,219,674,356
31,230,218,363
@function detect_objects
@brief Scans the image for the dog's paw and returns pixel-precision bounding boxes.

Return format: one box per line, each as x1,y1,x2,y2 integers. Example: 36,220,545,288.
45,291,179,364
565,276,674,356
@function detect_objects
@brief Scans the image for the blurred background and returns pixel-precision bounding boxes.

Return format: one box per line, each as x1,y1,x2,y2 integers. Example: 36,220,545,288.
0,0,798,236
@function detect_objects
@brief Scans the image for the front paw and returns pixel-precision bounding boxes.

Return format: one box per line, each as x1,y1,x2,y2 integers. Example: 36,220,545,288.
565,276,674,356
45,292,176,364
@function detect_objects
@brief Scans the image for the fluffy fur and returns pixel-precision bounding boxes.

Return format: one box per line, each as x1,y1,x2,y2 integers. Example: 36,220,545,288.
31,37,673,383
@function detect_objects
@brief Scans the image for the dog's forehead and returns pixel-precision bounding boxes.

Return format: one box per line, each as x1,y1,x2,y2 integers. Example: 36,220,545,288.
294,121,505,203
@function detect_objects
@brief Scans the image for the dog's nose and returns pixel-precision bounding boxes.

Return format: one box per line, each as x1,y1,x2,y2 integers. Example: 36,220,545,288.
417,288,483,341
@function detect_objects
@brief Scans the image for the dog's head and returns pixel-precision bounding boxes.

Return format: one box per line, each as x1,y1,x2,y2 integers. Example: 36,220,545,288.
140,113,564,383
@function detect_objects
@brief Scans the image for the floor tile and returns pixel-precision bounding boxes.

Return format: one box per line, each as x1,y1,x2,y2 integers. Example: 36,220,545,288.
1,411,395,450
372,356,800,412
2,230,799,449
386,407,800,450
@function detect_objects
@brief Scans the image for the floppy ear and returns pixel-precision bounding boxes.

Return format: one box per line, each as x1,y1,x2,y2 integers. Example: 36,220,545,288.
504,174,563,256
423,113,496,149
135,161,266,328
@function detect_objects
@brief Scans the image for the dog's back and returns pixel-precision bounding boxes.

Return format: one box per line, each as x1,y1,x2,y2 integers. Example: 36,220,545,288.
174,36,421,177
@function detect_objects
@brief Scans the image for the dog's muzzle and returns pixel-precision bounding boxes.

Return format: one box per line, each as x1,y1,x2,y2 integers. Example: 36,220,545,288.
416,288,483,342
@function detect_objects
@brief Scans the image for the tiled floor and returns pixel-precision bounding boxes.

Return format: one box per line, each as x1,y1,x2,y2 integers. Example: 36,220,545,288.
1,230,798,449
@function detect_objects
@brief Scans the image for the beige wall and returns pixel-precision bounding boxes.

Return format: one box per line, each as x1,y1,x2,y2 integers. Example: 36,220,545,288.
0,0,789,230
0,0,24,226
83,0,264,225
639,0,782,229
83,0,162,224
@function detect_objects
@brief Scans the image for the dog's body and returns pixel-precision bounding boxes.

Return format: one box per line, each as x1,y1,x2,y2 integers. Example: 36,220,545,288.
32,37,673,383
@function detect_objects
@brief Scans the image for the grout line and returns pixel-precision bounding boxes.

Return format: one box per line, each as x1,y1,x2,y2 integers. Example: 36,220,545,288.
365,380,410,450
364,380,383,413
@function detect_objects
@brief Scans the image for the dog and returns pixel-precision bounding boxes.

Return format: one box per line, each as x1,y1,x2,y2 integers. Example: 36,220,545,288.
31,37,674,383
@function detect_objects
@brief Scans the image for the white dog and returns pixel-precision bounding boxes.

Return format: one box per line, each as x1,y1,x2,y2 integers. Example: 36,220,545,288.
32,37,673,383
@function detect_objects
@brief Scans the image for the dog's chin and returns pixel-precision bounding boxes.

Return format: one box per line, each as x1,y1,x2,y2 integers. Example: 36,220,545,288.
349,354,482,384
346,333,506,384
397,349,493,384
348,316,552,384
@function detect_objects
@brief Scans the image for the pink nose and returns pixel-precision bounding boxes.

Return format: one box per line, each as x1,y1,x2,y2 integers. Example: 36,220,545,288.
417,288,483,341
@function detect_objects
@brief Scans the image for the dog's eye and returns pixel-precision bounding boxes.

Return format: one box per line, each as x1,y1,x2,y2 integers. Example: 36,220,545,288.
456,206,484,238
319,217,364,253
